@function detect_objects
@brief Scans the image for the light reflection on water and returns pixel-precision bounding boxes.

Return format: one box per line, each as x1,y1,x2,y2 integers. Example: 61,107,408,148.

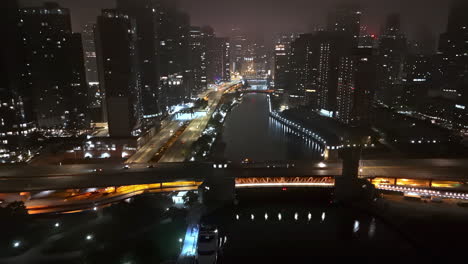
222,92,323,162
202,189,415,259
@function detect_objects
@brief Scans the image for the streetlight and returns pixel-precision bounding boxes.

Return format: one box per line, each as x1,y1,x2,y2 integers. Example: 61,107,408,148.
86,234,93,241
54,222,60,228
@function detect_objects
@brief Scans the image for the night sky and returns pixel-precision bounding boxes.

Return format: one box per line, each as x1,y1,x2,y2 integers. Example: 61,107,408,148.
20,0,451,42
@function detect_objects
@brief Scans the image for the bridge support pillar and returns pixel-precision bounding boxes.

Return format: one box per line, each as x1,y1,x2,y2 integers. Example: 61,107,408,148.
200,168,235,207
334,148,375,203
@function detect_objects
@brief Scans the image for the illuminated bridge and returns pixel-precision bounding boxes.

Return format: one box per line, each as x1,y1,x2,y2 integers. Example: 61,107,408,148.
2,158,468,215
1,159,467,192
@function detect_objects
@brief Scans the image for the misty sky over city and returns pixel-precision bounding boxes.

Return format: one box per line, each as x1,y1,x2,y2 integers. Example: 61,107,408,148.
21,0,451,42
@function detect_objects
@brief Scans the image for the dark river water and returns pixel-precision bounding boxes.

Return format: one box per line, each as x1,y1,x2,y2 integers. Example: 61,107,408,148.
221,90,323,162
202,188,415,261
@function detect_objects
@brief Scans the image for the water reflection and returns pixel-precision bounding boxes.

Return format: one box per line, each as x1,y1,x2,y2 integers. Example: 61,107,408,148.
201,189,413,260
222,92,322,162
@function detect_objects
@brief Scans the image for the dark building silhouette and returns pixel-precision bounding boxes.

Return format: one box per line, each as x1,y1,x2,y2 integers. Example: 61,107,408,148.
18,2,88,130
289,33,321,106
0,0,35,162
156,0,191,110
358,25,376,49
69,33,89,129
82,23,99,85
335,48,377,125
82,23,103,123
376,13,408,107
434,0,468,127
350,48,377,126
273,33,297,92
326,3,361,47
206,37,231,84
230,27,248,74
401,54,433,111
188,26,208,97
95,9,141,137
316,32,354,115
117,0,161,118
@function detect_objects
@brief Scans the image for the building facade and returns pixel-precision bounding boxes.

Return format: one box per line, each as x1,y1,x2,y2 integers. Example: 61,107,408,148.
95,9,141,137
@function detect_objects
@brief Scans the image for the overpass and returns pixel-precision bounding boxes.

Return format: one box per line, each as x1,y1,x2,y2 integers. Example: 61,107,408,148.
1,159,467,192
2,159,468,215
239,89,274,94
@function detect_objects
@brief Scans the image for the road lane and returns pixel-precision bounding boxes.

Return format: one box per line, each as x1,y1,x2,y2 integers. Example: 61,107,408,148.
159,84,231,162
125,120,183,164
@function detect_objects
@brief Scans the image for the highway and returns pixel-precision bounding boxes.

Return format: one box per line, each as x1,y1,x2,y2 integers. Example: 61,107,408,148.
125,120,183,164
159,82,238,162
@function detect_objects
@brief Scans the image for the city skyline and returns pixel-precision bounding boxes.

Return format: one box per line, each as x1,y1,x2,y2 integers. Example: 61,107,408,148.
2,0,468,262
20,0,450,41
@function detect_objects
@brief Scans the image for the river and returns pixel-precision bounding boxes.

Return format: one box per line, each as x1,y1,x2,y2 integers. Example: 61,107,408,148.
221,88,323,162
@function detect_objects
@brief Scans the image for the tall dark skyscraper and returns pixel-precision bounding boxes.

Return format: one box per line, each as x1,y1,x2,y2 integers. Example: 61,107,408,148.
435,0,468,127
95,9,141,137
401,54,433,111
273,33,298,92
230,27,247,74
116,0,161,118
350,48,376,126
156,0,191,110
376,13,408,107
317,32,354,115
188,26,208,97
206,37,231,84
326,3,361,47
0,0,35,162
82,23,99,85
19,2,88,130
335,48,376,125
82,23,103,123
69,33,89,129
290,33,321,106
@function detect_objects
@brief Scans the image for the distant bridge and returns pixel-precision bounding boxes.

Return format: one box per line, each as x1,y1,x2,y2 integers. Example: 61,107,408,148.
239,89,274,94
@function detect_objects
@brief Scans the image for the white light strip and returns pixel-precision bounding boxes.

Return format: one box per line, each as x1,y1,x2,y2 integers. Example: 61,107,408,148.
235,183,334,188
377,185,468,200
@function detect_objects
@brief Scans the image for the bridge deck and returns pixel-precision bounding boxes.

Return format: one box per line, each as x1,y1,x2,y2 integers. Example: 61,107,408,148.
0,159,467,192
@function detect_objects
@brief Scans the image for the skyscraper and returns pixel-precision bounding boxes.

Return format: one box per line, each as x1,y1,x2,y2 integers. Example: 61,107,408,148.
351,48,376,126
273,33,298,92
401,54,433,111
188,26,208,97
230,27,247,74
434,0,468,127
95,9,141,137
82,23,99,85
316,32,354,115
290,33,321,106
116,0,161,118
156,0,191,110
376,13,408,107
206,37,231,84
82,23,103,123
326,3,361,47
0,0,35,162
336,48,376,126
19,2,88,130
68,33,89,130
